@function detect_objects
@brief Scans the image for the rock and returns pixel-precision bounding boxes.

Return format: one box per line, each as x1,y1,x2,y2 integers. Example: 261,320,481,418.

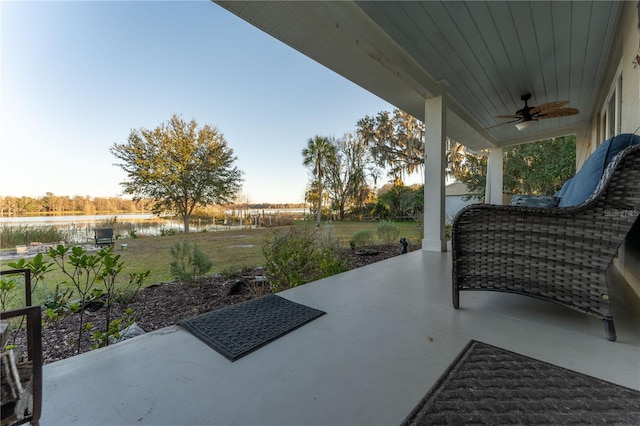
108,322,146,344
225,279,245,296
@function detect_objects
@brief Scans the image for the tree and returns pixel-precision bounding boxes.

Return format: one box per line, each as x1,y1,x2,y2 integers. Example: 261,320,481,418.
445,138,468,181
111,115,243,232
302,135,336,227
452,136,576,199
454,150,488,200
377,183,423,220
324,133,376,220
503,135,576,195
356,108,424,182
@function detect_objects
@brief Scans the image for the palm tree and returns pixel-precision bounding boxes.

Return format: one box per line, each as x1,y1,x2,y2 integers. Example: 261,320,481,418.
302,135,336,227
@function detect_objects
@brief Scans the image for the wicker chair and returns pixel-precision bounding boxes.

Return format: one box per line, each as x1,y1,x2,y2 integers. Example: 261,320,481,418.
452,143,640,341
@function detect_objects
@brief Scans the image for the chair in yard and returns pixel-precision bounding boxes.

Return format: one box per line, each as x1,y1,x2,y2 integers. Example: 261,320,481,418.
452,134,640,341
94,228,114,247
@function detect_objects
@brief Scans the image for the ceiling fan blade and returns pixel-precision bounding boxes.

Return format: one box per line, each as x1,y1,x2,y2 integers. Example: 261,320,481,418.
536,108,580,119
530,101,569,116
484,118,521,130
495,114,523,119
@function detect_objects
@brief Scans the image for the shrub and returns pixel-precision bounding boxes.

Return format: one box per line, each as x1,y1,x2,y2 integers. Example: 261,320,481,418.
3,244,148,355
169,240,213,282
0,278,16,312
316,239,347,278
377,221,400,244
91,308,135,349
7,252,55,301
218,266,243,280
262,227,346,292
46,244,148,353
159,227,177,236
349,230,374,249
42,285,74,316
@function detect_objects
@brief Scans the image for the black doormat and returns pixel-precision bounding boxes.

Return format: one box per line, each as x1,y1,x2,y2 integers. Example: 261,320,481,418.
178,294,325,362
402,340,640,425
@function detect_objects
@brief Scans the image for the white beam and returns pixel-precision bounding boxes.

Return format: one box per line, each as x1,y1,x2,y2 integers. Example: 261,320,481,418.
485,147,504,205
422,95,447,252
444,97,496,149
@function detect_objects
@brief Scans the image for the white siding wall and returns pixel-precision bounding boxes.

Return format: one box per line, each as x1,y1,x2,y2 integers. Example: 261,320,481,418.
618,1,640,298
592,1,640,297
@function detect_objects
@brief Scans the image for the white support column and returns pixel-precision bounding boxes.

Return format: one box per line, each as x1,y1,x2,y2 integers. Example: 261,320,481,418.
422,95,447,252
485,147,503,205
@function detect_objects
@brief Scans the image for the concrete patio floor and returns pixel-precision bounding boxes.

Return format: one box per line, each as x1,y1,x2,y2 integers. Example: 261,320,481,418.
42,250,640,425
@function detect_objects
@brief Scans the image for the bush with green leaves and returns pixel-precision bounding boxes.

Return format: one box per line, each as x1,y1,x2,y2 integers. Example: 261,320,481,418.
160,227,177,236
169,240,213,282
349,230,374,249
7,253,55,299
42,285,75,317
13,244,148,354
46,245,107,353
3,243,148,356
0,278,16,312
377,221,400,244
262,227,346,292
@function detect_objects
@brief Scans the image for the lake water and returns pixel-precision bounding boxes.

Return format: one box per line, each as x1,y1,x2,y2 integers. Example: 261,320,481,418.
0,213,186,245
0,209,308,244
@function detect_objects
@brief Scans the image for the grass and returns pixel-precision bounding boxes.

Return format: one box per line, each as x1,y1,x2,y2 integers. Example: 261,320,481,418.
1,221,423,306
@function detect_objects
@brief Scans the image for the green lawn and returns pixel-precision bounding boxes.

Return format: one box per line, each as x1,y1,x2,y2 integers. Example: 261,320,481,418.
1,221,423,306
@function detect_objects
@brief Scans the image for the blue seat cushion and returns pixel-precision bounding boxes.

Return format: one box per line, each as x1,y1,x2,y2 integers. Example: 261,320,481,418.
556,134,640,207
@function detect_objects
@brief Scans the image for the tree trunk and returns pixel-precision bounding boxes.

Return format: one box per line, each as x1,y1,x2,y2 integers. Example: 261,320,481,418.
183,214,190,233
316,185,322,227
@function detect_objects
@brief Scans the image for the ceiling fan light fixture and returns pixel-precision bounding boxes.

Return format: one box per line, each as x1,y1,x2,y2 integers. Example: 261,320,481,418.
488,95,579,131
515,120,536,131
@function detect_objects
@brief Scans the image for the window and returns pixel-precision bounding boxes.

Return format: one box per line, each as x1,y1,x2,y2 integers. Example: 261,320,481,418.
599,63,623,143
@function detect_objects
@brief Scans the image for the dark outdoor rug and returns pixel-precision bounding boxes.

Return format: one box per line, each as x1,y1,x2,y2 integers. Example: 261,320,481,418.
402,340,640,425
178,294,325,362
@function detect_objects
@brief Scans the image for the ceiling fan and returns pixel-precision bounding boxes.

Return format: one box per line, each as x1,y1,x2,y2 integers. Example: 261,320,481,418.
489,94,579,131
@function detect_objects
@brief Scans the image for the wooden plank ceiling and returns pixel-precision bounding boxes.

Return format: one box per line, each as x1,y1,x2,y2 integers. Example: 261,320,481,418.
214,1,621,148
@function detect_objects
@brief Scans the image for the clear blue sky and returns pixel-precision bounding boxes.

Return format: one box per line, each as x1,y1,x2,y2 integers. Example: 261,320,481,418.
1,0,397,204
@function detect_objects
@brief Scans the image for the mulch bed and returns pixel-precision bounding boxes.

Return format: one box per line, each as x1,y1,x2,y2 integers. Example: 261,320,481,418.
6,243,419,364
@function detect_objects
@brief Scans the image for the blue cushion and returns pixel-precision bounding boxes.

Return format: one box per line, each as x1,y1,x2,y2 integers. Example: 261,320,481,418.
556,134,640,207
